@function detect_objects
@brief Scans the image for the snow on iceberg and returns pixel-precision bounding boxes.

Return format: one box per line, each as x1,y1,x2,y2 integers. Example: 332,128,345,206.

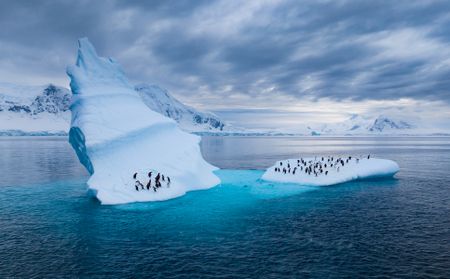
262,156,399,186
67,38,220,204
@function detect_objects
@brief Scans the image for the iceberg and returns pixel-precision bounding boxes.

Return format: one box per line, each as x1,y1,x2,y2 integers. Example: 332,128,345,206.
262,156,399,186
67,38,220,204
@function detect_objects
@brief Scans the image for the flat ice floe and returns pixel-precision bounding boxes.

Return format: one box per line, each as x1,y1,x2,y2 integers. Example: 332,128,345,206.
262,156,399,186
67,38,220,204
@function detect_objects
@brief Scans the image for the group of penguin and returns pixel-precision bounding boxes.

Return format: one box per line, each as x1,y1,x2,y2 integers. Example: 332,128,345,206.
133,171,171,192
273,155,370,177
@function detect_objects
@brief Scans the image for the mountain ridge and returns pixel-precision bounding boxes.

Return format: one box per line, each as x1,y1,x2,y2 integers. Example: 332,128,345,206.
0,82,228,135
135,83,226,132
0,82,447,136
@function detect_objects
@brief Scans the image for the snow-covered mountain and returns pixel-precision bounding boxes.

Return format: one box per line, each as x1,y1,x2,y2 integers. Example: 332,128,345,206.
307,114,419,135
0,82,71,135
0,82,228,135
0,82,445,136
135,84,226,132
369,115,413,132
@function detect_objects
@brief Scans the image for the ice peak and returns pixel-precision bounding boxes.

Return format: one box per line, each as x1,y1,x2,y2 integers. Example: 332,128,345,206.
67,38,131,95
75,37,100,70
66,38,219,204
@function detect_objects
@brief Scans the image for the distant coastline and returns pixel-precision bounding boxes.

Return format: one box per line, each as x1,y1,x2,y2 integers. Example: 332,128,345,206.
1,130,449,137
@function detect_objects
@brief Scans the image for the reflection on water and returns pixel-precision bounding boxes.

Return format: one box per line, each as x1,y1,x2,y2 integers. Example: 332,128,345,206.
0,137,87,187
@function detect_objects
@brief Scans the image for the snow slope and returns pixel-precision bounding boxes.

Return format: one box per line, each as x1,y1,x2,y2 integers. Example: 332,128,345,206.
67,38,220,204
1,80,445,137
0,82,228,135
308,114,421,135
135,84,226,132
262,156,399,186
0,83,70,135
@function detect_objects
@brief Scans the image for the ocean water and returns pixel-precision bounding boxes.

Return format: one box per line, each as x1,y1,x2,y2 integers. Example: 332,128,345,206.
0,136,449,278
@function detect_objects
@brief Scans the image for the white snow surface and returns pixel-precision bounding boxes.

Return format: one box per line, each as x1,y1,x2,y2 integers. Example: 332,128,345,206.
262,156,399,186
67,38,220,204
135,84,226,132
0,82,70,135
304,114,448,136
0,81,229,135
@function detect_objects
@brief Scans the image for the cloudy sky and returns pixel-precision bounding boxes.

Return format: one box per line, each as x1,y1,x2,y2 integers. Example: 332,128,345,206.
1,0,450,131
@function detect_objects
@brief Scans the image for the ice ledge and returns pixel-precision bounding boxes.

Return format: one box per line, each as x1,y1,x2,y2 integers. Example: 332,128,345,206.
262,156,399,186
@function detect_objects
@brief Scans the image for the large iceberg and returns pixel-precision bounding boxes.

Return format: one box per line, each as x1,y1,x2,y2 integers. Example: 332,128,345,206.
67,38,220,204
262,156,399,186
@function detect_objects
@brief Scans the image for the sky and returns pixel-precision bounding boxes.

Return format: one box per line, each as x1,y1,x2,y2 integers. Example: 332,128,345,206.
1,0,450,131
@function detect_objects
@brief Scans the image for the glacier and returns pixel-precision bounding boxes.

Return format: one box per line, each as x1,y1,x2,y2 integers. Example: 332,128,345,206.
262,156,399,186
67,38,220,204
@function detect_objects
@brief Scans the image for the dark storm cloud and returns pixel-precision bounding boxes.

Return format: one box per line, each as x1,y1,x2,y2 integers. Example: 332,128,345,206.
1,0,450,103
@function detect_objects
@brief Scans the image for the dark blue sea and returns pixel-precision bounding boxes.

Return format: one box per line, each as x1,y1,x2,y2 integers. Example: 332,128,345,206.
0,136,449,278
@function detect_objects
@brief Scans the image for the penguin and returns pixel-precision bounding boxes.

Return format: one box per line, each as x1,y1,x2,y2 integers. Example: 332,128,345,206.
148,171,152,178
155,173,161,188
146,179,151,190
133,172,138,179
135,180,144,190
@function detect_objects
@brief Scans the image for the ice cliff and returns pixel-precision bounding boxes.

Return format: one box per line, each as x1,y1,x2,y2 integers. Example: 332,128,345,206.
67,38,220,204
